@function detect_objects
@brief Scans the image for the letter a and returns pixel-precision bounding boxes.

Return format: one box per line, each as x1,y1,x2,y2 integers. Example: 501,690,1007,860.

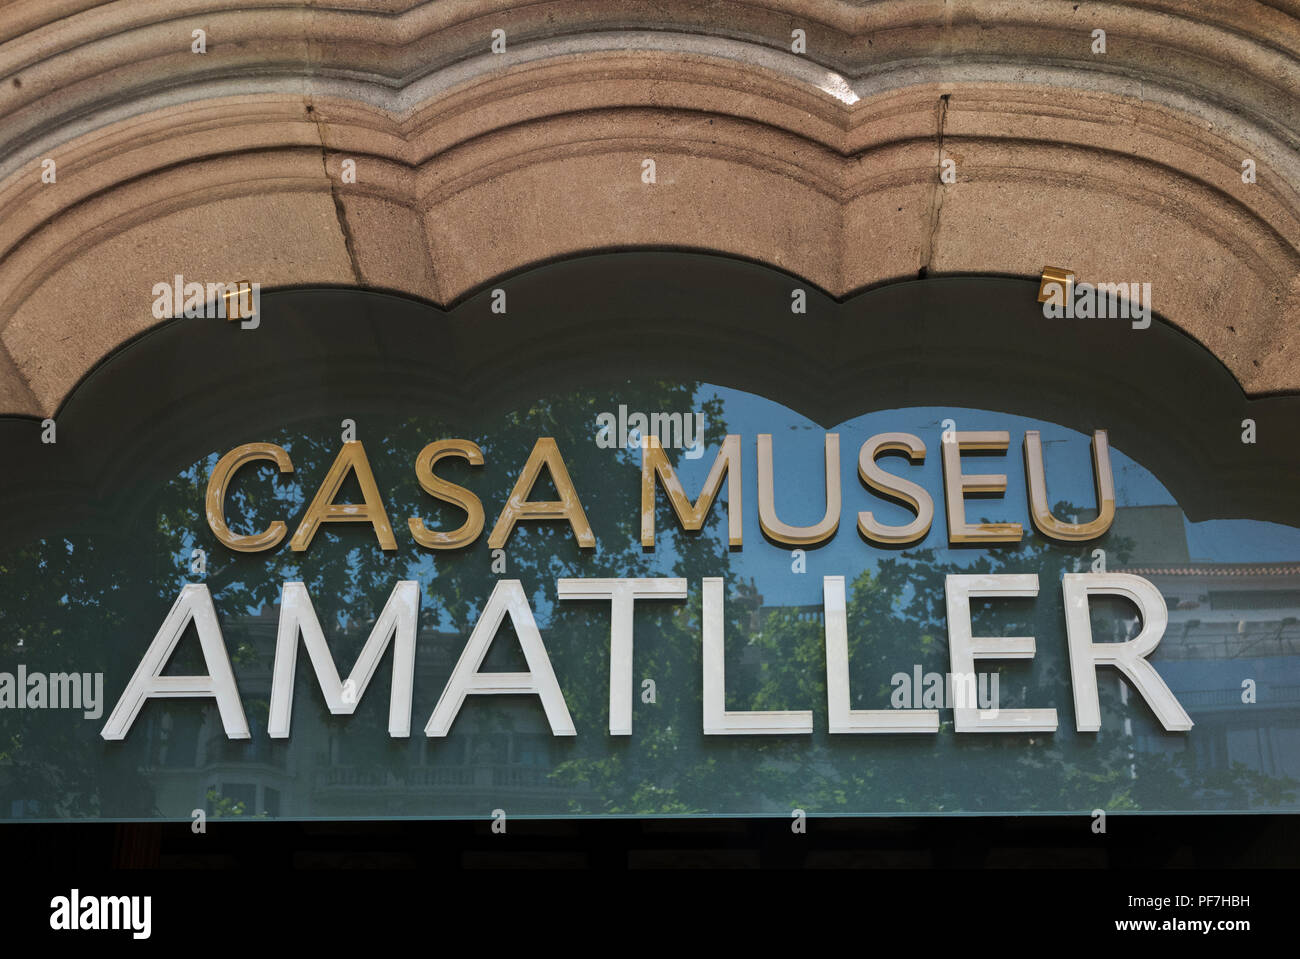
290,441,398,552
426,580,576,736
101,585,249,740
487,438,594,549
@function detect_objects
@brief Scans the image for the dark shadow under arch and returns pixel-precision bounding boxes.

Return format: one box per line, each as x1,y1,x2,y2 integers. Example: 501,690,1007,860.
0,251,1296,535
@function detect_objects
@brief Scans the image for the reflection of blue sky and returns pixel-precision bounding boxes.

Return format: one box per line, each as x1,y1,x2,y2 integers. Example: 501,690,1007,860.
619,384,1300,606
1183,520,1300,563
171,383,1300,618
125,381,1300,818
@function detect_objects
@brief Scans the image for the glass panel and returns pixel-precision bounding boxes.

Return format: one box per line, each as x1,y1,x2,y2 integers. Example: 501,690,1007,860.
0,264,1296,820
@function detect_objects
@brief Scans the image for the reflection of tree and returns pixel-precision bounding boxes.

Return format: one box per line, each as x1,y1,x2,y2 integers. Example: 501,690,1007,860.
1,385,1297,818
1,378,733,817
554,500,1299,815
1135,754,1295,808
206,787,264,819
726,534,1137,814
0,534,129,817
707,520,1298,814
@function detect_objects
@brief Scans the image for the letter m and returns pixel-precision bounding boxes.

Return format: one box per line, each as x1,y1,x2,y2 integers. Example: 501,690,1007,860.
50,672,80,710
205,281,230,318
268,581,419,737
1095,282,1126,319
641,434,742,547
102,897,130,930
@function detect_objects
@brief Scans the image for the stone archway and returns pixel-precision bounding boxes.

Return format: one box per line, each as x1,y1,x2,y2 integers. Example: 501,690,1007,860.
0,1,1297,414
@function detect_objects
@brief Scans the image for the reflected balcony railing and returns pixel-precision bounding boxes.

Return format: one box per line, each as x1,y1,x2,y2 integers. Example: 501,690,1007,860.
202,736,289,769
1156,630,1300,661
313,763,583,792
1175,685,1300,708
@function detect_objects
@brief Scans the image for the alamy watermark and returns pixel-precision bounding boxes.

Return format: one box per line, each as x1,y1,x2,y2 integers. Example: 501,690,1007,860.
151,274,260,328
0,666,103,719
50,889,151,939
1041,277,1152,329
596,404,704,458
891,667,999,712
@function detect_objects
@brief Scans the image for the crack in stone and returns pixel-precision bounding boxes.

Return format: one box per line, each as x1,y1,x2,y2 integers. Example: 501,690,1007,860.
919,93,949,278
308,96,362,284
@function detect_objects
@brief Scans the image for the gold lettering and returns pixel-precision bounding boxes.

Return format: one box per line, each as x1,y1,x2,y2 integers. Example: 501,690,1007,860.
409,439,486,549
757,433,840,546
1023,430,1115,541
941,431,1023,544
487,437,594,549
290,441,397,552
206,442,293,552
857,432,933,545
641,434,742,547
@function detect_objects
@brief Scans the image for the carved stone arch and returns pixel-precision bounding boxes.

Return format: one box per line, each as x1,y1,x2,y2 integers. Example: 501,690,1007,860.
0,1,1297,414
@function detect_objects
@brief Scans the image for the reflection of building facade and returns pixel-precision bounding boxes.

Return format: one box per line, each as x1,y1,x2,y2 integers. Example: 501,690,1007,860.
126,504,1300,817
139,605,589,818
736,505,1300,809
1116,507,1300,802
